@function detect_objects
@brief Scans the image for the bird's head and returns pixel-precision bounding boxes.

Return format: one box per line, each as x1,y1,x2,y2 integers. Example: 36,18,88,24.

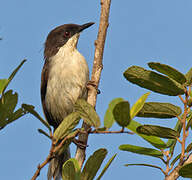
44,22,94,59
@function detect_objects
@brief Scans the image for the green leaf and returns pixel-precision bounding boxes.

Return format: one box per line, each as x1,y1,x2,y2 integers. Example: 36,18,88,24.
96,154,116,180
0,90,18,114
53,112,80,140
62,159,77,180
137,125,180,139
113,101,131,127
123,66,185,96
148,62,186,84
38,129,51,139
185,67,192,86
75,99,100,128
0,90,18,128
68,158,81,173
179,162,192,178
2,59,26,94
186,143,192,153
124,163,163,172
130,92,150,119
137,102,182,118
22,103,51,131
187,98,192,107
186,113,192,131
119,144,163,158
62,158,80,180
7,108,27,124
0,118,7,129
81,148,107,180
104,98,124,128
126,120,167,149
0,79,8,95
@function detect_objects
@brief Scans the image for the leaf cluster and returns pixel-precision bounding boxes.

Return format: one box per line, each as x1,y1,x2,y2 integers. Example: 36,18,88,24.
0,60,28,130
108,62,192,178
62,149,116,180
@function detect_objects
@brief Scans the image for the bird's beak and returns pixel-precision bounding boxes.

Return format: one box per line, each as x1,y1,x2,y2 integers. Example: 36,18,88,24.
78,22,95,32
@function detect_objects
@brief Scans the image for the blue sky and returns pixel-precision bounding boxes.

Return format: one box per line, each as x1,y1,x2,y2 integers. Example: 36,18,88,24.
0,0,192,179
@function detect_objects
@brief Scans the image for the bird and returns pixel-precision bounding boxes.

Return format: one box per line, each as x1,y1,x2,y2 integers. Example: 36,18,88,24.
41,22,94,180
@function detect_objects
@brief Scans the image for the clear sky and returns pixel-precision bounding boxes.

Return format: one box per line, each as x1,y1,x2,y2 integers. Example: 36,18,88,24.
0,0,192,179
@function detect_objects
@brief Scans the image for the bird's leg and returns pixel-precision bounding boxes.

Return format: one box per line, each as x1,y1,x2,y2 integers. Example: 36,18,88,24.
87,80,100,94
73,139,88,149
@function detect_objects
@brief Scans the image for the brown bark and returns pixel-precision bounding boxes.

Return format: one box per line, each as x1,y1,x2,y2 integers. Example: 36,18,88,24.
75,0,112,168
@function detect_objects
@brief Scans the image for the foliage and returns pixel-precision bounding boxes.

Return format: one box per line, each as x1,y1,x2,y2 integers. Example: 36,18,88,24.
0,60,28,130
62,149,116,180
3,59,192,180
116,62,192,179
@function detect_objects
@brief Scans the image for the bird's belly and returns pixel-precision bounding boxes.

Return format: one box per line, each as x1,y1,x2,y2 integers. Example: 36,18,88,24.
45,52,89,126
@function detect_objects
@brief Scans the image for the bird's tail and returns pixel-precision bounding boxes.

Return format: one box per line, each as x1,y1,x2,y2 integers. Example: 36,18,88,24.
47,147,70,180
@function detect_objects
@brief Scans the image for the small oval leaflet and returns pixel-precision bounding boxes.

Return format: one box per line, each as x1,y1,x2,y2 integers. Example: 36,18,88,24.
136,125,180,139
53,112,80,140
113,101,131,127
75,99,100,128
136,102,182,118
81,148,107,180
104,98,124,129
148,62,186,84
179,162,192,178
185,67,192,86
62,159,77,180
126,120,167,149
123,66,185,96
119,144,163,158
130,92,150,119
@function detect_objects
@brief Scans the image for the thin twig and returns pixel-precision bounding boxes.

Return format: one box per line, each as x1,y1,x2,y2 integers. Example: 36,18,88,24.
75,0,112,168
165,89,190,180
53,131,79,153
31,129,79,180
179,91,188,165
31,154,52,180
31,143,54,180
176,137,182,144
188,86,191,97
178,95,185,104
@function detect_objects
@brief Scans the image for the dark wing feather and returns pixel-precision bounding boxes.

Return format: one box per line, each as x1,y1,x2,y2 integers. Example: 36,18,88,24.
41,61,58,128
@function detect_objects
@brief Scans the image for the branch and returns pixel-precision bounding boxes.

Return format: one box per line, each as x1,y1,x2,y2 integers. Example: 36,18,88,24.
75,0,112,168
31,144,54,180
164,165,181,180
179,90,188,165
31,130,79,180
164,90,190,180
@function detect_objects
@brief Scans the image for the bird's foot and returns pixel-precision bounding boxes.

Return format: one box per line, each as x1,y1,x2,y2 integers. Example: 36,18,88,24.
87,80,101,94
73,139,88,149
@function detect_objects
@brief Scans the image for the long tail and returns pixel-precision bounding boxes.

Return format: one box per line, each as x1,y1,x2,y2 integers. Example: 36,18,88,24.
47,147,70,180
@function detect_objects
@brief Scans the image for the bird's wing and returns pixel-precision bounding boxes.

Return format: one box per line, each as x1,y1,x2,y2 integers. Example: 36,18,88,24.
41,60,57,128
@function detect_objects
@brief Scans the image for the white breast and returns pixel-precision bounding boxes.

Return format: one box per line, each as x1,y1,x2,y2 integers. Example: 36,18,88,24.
45,34,89,125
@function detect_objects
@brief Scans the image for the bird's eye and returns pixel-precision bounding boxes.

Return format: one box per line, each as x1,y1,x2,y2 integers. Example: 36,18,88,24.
64,31,70,37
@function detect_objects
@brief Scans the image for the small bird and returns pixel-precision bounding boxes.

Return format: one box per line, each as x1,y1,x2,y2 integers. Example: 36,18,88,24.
41,22,94,180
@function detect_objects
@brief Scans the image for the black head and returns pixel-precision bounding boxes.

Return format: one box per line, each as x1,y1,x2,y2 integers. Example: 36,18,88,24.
44,22,94,59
